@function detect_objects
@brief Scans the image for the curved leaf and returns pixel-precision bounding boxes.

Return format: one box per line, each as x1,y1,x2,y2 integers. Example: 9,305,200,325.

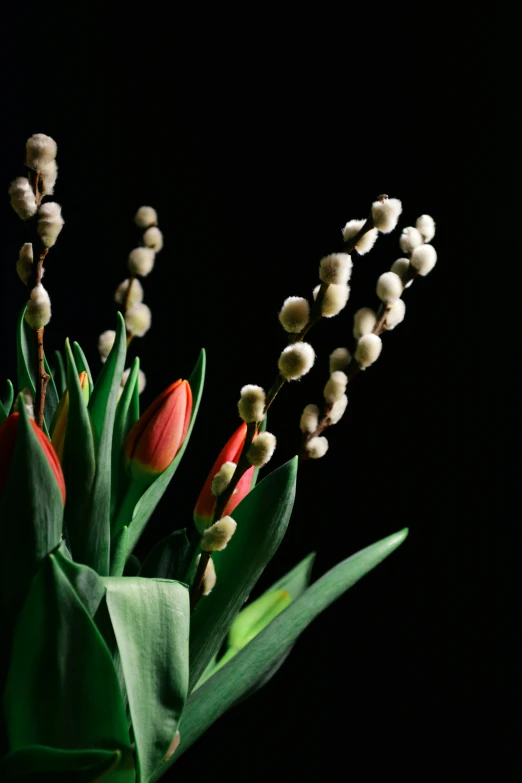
102,577,189,783
165,528,409,767
1,379,14,422
188,455,298,691
52,350,67,398
72,342,94,396
54,546,106,619
0,744,135,782
138,529,189,581
111,358,140,524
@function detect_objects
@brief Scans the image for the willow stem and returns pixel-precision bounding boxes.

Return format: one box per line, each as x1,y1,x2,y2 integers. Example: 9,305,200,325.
190,551,211,611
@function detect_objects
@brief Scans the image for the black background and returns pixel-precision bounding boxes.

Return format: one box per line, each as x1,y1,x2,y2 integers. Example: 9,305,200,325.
0,11,505,780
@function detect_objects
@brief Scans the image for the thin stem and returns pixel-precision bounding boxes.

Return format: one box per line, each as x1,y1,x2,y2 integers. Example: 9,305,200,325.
33,248,49,429
123,275,136,314
190,551,211,611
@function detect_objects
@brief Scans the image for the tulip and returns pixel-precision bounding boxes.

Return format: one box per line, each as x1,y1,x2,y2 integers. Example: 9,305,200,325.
124,379,192,483
194,422,255,533
0,412,66,504
51,372,90,461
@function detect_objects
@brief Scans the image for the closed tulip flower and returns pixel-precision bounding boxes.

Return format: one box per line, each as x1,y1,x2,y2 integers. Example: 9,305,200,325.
124,379,192,484
51,372,90,461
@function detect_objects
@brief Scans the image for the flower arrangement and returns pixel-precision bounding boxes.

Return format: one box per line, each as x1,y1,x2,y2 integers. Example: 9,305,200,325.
0,133,437,781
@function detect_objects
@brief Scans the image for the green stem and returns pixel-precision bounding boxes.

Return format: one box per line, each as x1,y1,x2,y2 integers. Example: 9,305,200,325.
111,480,144,543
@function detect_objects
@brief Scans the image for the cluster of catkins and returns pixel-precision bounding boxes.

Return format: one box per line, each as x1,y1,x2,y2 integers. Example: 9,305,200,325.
300,202,437,458
98,206,164,396
9,134,63,330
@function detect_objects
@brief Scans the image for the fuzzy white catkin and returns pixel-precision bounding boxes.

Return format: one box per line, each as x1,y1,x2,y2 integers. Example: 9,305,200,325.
134,206,158,229
376,272,403,304
278,296,310,333
300,403,319,434
201,516,237,552
143,226,164,252
371,198,403,233
278,342,315,381
16,244,34,285
329,347,351,373
211,461,237,496
410,244,437,276
125,303,152,337
342,219,379,255
323,371,348,404
353,307,377,340
313,283,350,317
37,202,64,247
319,253,352,285
25,134,57,170
390,258,413,289
399,227,424,253
247,432,277,468
40,160,58,196
355,333,382,368
197,555,217,596
121,368,147,394
21,388,35,420
416,214,436,243
114,278,144,307
128,247,155,277
238,385,266,423
24,285,51,329
385,299,406,330
306,436,329,459
328,394,348,424
98,330,116,362
9,178,37,220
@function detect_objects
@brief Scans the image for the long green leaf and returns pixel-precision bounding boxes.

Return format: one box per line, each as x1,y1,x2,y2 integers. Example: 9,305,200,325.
4,553,132,754
1,379,14,421
161,528,409,769
86,313,127,575
54,545,106,619
73,341,94,395
52,350,67,398
188,455,298,691
62,340,96,567
138,529,189,580
124,349,206,555
111,357,140,524
0,744,135,782
102,577,190,783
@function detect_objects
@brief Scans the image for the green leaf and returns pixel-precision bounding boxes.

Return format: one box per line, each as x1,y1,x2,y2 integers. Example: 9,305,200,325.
52,350,67,398
124,349,206,556
110,527,129,577
188,455,298,691
73,341,94,396
62,340,96,567
16,307,59,436
1,379,14,422
123,555,141,576
54,545,106,619
4,553,132,754
86,313,127,575
102,577,190,783
111,358,140,525
168,529,409,765
0,402,63,618
138,530,189,580
0,745,135,783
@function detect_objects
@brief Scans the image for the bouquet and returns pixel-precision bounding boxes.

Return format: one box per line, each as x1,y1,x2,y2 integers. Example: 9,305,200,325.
0,133,437,781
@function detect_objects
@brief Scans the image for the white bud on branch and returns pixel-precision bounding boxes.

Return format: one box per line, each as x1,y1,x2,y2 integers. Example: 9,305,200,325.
416,214,436,242
313,283,350,318
9,177,37,220
201,516,237,552
134,206,158,229
143,227,164,252
24,284,51,329
328,394,348,424
121,368,147,394
306,436,329,459
323,371,348,404
128,247,155,277
410,244,437,276
353,307,377,340
329,347,351,373
278,296,310,333
25,134,57,171
300,403,319,434
37,202,64,247
16,244,34,285
247,432,277,468
211,462,237,496
196,555,217,596
371,197,403,233
399,226,424,253
98,330,116,362
40,160,58,196
319,253,352,285
385,299,406,330
354,333,382,368
278,342,315,380
342,219,378,255
376,272,403,304
125,303,152,337
238,385,266,423
114,278,144,307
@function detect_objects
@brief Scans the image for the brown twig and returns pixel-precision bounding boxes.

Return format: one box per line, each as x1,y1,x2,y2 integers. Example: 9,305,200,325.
123,275,136,314
33,246,50,429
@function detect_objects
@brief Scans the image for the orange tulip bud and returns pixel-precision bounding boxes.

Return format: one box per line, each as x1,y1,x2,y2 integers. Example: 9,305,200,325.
0,412,66,504
124,379,192,483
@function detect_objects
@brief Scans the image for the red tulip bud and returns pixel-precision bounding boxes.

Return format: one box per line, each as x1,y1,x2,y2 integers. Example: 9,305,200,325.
0,412,66,504
124,379,192,483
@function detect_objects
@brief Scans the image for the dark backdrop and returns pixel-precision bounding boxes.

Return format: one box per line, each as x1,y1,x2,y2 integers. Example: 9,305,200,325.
0,12,497,780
